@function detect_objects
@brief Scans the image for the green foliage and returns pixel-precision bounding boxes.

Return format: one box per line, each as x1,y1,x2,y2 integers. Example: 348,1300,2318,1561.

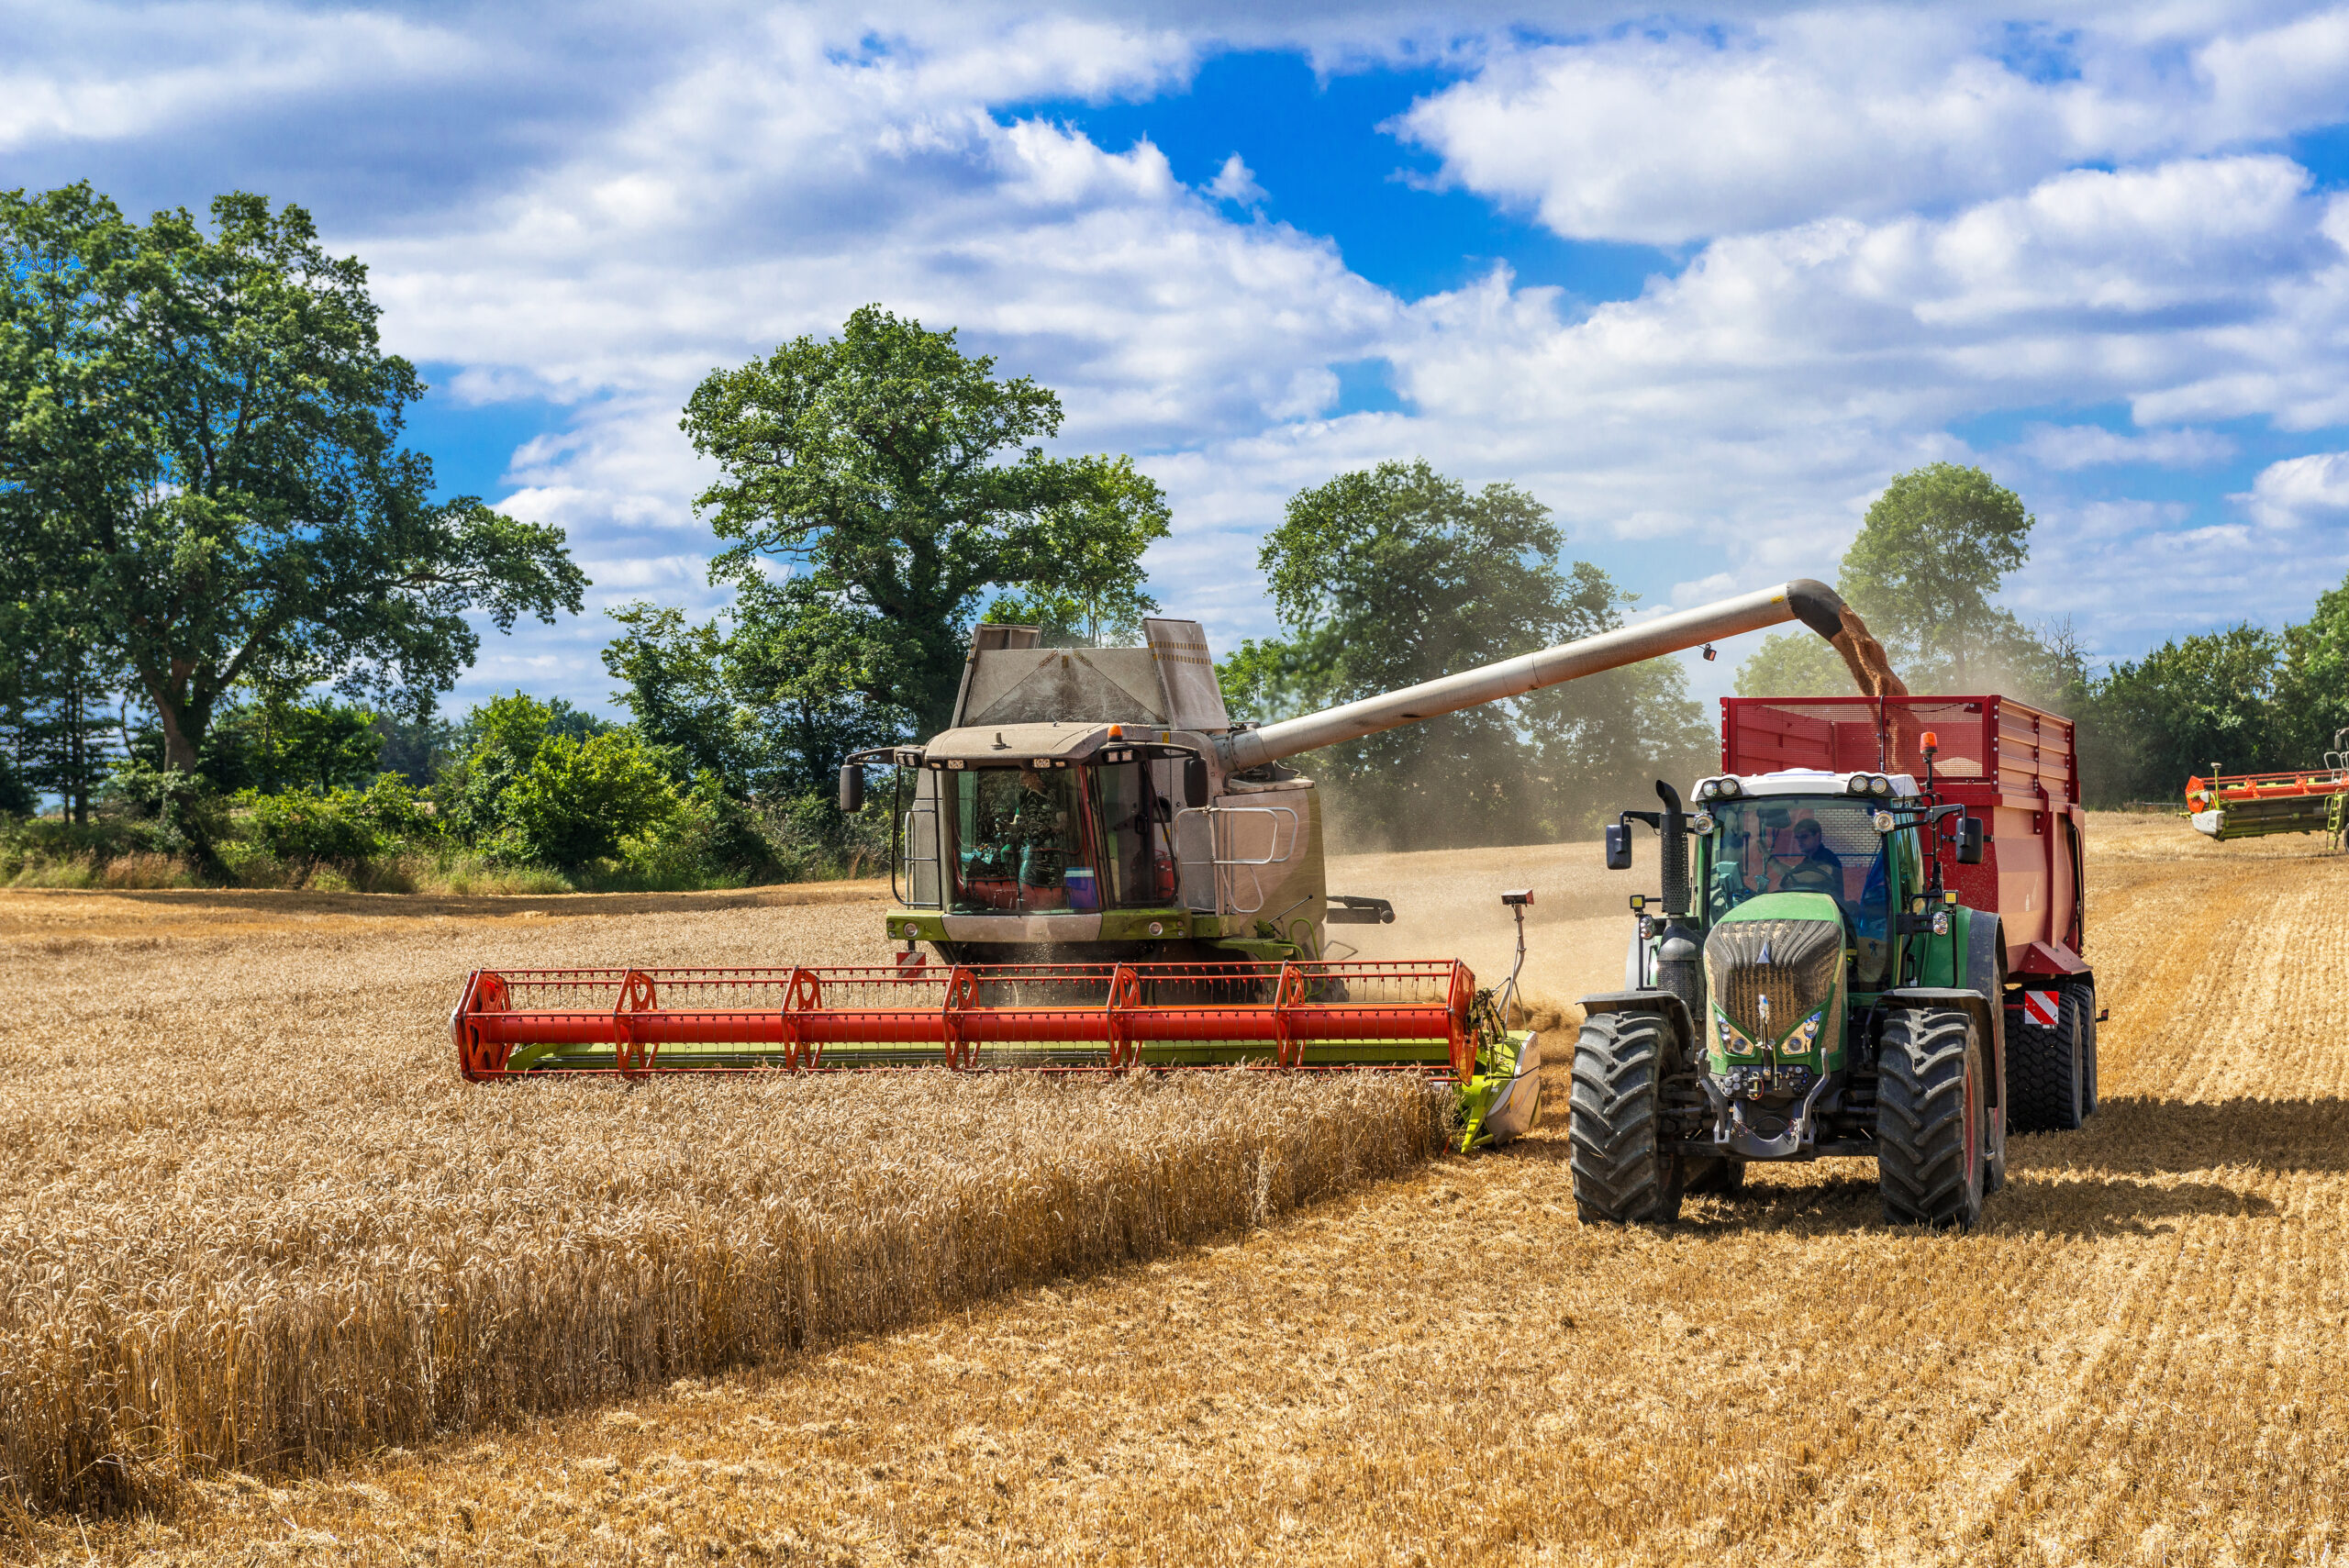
978,454,1171,645
2087,625,2285,801
606,573,916,800
99,760,228,879
192,696,384,794
490,729,680,871
2,595,119,822
2275,575,2349,763
683,305,1164,735
1840,462,2037,686
1733,630,1850,698
370,710,464,787
1736,462,2055,698
0,757,33,817
0,183,587,772
245,790,378,884
1228,459,1710,848
243,775,439,885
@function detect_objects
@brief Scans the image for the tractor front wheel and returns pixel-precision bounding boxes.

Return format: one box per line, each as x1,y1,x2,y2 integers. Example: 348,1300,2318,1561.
1568,1010,1685,1225
1876,1006,1986,1229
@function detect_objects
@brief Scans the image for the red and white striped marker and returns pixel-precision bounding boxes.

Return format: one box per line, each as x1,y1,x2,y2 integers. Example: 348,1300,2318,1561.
2022,989,2061,1029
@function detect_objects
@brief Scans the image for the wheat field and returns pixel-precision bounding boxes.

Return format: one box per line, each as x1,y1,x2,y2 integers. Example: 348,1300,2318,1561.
12,815,2349,1565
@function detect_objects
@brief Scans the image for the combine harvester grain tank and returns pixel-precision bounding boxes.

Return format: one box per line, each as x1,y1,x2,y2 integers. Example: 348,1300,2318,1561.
452,579,1868,1149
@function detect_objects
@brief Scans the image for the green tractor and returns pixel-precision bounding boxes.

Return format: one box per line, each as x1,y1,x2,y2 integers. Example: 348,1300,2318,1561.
1574,768,2008,1228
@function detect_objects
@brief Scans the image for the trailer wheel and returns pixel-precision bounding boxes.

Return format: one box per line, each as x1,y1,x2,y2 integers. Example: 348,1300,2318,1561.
2009,988,2084,1133
1876,1006,1986,1229
2068,982,2099,1118
1568,1011,1685,1225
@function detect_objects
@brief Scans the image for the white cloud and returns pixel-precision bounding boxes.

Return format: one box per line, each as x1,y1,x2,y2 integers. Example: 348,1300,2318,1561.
1206,152,1267,206
2016,423,2238,470
1395,6,2349,244
2236,450,2349,525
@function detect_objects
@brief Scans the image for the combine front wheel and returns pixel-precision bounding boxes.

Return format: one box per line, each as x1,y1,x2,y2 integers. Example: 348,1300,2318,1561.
1876,1007,1985,1229
1568,1011,1685,1225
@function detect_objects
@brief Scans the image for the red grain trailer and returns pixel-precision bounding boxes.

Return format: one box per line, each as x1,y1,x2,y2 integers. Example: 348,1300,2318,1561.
1720,695,2097,1129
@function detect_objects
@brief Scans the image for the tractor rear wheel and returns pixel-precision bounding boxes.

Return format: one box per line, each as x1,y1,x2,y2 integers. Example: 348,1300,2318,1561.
1568,1010,1685,1225
2009,986,2085,1132
1876,1006,1986,1229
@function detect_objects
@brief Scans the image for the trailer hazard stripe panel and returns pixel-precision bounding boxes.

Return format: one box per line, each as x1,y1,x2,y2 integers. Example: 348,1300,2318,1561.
2022,989,2061,1029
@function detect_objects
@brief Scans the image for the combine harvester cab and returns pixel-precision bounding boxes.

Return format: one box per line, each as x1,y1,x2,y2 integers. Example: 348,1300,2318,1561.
2185,730,2349,846
454,583,1867,1152
1575,695,2096,1228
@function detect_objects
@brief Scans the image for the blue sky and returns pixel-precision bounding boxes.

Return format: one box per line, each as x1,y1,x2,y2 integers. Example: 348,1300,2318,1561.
10,1,2349,719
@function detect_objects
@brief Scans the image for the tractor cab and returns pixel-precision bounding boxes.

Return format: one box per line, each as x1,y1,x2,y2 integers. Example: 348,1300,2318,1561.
1692,769,1923,993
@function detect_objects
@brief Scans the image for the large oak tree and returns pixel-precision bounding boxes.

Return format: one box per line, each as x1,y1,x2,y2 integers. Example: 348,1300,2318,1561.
681,306,1169,739
0,183,586,772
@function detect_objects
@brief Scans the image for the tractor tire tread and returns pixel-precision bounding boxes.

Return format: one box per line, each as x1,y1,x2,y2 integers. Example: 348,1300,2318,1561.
1876,1006,1982,1229
1568,1012,1684,1225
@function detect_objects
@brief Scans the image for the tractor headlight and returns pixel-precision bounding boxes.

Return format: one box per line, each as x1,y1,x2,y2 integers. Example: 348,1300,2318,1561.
1846,774,1870,795
1785,1010,1827,1055
1871,774,1892,795
1717,777,1741,798
1690,810,1716,835
1872,809,1896,833
1715,1011,1756,1057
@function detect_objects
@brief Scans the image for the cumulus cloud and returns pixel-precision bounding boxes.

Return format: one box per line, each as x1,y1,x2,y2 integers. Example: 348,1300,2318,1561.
2236,450,2349,525
11,0,2349,706
2016,424,2238,471
1394,6,2349,244
1206,152,1267,206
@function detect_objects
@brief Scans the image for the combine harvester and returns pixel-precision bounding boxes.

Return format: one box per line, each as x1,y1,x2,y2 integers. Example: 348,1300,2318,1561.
453,580,1876,1148
1574,691,2097,1228
2185,733,2349,847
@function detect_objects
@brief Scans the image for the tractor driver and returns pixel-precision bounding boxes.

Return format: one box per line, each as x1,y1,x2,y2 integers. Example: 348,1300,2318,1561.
1775,817,1843,896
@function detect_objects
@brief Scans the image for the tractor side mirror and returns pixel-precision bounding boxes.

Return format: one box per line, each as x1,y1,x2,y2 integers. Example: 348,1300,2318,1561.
1956,815,1984,865
1605,823,1632,871
1183,756,1210,809
838,762,863,815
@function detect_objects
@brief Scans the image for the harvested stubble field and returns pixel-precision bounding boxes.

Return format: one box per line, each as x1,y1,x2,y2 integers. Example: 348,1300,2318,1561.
10,815,2349,1566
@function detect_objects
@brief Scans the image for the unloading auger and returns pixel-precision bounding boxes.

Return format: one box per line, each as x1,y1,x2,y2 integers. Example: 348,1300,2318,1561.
451,580,1861,1146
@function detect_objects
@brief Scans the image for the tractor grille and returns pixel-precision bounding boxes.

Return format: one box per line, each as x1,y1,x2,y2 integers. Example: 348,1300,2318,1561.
1706,918,1842,1042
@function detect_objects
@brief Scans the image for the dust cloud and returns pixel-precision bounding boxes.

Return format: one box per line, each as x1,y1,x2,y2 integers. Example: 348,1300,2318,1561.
1324,837,1636,1004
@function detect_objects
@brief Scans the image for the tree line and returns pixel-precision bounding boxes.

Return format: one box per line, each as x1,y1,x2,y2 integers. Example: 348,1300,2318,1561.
1732,462,2349,803
8,182,2339,890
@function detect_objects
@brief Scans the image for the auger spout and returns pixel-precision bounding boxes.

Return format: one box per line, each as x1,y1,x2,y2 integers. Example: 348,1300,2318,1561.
1216,579,1848,773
